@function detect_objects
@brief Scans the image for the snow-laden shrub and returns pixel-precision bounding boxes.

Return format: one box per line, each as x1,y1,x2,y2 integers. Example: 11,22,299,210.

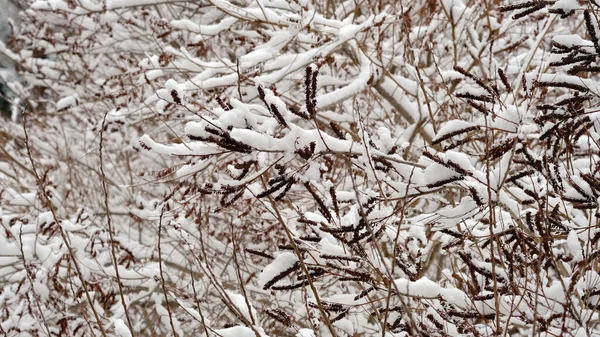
2,0,600,336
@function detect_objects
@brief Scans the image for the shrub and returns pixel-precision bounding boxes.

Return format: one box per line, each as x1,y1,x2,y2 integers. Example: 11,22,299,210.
2,0,600,336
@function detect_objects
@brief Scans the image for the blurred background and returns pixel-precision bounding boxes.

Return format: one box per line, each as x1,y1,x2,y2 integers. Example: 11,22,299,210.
0,0,20,118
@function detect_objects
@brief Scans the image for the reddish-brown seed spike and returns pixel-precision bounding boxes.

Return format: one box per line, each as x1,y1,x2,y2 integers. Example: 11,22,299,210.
426,314,444,330
455,92,494,103
319,225,355,233
304,182,332,223
453,65,498,97
512,3,545,20
432,125,481,145
573,120,595,143
327,121,345,139
353,287,375,301
266,309,293,326
257,179,289,198
556,94,592,107
257,85,266,100
329,310,349,323
278,244,308,253
444,159,472,176
245,248,274,260
320,254,360,262
591,231,600,245
572,202,598,210
499,2,536,12
537,81,589,92
263,262,301,290
426,176,465,189
585,10,600,57
422,150,436,160
311,69,318,108
271,280,309,290
216,96,229,110
521,75,528,94
270,103,288,128
498,68,511,91
299,234,321,242
274,180,294,201
580,173,600,193
506,170,535,184
329,186,339,218
269,175,287,186
469,186,483,207
305,66,313,115
567,175,594,201
486,137,517,161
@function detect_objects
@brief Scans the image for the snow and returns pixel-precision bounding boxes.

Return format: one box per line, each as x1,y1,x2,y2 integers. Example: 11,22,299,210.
141,69,164,83
165,79,181,95
316,58,371,109
170,19,200,33
231,129,270,149
8,0,600,335
334,319,354,335
408,225,427,244
375,76,422,123
114,319,132,337
214,326,267,337
567,230,583,262
258,252,299,289
456,85,490,99
32,282,50,299
338,24,362,41
296,329,316,337
318,237,346,256
0,40,19,62
394,276,469,308
226,291,257,323
423,163,462,187
552,34,593,48
303,162,321,181
5,190,36,206
442,0,467,22
175,161,212,179
106,0,169,9
439,69,465,81
264,92,289,119
443,150,474,174
390,73,420,96
491,105,521,133
551,0,582,12
140,55,160,69
31,0,70,11
538,73,599,94
180,305,203,323
55,94,79,110
239,48,279,66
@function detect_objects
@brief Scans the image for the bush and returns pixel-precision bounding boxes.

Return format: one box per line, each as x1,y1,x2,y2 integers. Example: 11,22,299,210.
2,0,600,336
